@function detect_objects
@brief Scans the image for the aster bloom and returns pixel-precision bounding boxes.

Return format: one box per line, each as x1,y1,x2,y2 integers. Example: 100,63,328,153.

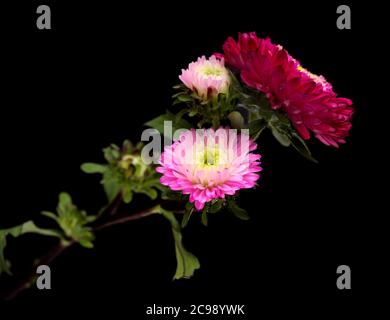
221,33,354,147
179,56,231,100
156,128,261,211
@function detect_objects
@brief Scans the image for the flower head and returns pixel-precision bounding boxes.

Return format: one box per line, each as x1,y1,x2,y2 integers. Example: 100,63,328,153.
221,33,354,147
179,56,230,100
156,128,261,211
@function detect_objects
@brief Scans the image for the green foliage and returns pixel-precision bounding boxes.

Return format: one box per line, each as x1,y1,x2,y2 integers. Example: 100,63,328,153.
208,199,224,213
0,225,23,276
81,140,162,204
42,193,96,248
144,110,192,137
0,221,61,276
201,209,208,226
170,72,242,129
248,118,267,140
239,88,317,163
80,163,106,174
181,203,194,228
156,206,200,280
161,188,187,202
227,198,250,220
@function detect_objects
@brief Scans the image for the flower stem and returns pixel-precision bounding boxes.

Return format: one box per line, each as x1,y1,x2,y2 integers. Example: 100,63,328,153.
1,203,162,301
2,240,73,301
93,205,160,231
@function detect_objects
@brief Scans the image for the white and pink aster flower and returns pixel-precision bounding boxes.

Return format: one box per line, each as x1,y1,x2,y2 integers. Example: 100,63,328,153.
156,128,262,211
179,56,230,100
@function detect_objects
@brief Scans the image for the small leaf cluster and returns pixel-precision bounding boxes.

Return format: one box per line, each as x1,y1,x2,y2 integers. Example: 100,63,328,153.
81,140,163,203
0,193,92,276
42,193,95,248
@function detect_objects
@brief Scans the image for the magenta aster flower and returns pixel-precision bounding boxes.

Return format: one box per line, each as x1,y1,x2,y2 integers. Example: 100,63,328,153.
179,56,230,100
221,33,354,147
156,128,261,211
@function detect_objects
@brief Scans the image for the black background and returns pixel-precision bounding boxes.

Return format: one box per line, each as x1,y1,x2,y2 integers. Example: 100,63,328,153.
0,0,387,317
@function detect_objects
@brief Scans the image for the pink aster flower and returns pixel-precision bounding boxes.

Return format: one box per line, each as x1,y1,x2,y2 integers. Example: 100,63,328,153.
156,128,262,211
179,56,230,100
221,32,354,147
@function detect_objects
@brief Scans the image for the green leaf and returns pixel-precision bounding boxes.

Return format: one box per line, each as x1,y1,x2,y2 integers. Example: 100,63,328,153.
41,211,58,221
161,188,184,201
176,95,192,103
249,119,267,140
22,221,63,239
0,231,11,275
21,221,62,238
270,127,291,147
59,192,72,207
209,199,224,213
8,225,23,237
139,188,158,200
103,145,121,163
79,239,94,249
102,172,121,202
122,187,133,204
290,132,318,163
81,163,107,174
0,223,29,276
227,200,250,220
157,206,200,280
181,203,193,228
122,139,134,153
201,210,208,226
145,112,192,137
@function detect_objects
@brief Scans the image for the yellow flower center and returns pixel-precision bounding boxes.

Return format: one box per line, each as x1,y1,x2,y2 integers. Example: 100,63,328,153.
195,147,223,169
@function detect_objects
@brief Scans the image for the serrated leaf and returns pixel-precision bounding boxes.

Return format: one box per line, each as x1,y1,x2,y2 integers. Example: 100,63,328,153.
81,163,107,174
157,207,200,280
